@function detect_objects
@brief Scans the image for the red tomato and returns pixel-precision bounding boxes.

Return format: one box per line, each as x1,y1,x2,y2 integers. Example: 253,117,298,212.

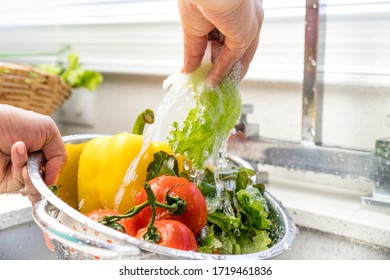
86,209,137,237
136,220,198,251
134,176,207,235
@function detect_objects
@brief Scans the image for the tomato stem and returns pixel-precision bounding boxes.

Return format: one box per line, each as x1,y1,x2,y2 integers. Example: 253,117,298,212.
101,200,149,225
100,183,186,243
101,184,187,223
142,183,160,243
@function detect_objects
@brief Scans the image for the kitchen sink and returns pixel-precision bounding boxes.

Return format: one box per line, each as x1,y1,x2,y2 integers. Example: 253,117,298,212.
1,195,389,260
0,205,56,260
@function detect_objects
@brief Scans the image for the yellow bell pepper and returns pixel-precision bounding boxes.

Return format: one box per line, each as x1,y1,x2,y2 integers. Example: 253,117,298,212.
77,132,172,214
75,109,194,214
56,142,87,209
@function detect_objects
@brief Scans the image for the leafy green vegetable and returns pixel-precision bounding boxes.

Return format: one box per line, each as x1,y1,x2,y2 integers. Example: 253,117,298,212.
146,151,179,181
37,52,103,91
198,171,273,255
144,59,274,254
236,186,272,230
168,63,242,169
144,149,274,255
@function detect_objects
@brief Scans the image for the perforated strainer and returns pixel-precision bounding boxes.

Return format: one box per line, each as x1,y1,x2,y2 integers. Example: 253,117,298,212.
28,134,296,260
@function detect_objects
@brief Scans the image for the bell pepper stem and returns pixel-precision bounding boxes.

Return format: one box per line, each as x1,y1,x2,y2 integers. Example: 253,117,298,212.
132,109,155,135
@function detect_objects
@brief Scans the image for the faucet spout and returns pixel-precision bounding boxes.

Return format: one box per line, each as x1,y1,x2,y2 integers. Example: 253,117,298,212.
362,137,390,209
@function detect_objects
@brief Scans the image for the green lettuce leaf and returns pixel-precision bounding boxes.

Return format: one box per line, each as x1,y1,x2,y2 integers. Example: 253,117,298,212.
236,186,272,230
168,63,242,169
198,184,273,255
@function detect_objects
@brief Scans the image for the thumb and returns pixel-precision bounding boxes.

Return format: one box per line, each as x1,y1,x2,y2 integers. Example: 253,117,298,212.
10,141,28,191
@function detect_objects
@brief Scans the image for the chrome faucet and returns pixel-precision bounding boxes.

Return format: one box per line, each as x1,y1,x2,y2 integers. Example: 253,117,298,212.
229,0,390,210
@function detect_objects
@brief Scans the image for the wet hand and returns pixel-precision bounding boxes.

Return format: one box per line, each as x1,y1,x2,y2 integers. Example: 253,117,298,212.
178,0,264,86
0,105,67,204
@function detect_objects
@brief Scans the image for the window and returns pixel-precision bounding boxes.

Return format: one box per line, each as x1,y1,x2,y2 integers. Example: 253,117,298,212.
1,0,389,148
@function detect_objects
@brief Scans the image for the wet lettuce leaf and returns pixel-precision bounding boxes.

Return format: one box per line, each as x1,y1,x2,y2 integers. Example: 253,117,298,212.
199,184,273,255
168,63,242,169
236,186,272,231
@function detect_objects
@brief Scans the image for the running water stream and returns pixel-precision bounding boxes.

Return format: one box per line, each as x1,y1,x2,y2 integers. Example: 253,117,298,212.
114,70,194,209
114,45,242,210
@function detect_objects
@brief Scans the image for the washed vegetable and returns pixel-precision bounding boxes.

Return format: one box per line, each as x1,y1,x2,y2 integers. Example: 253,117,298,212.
136,220,198,252
55,142,87,209
77,110,172,213
86,209,137,237
168,63,242,169
77,133,172,213
52,74,273,254
134,175,207,235
95,180,194,249
77,148,273,254
162,62,272,253
197,168,272,255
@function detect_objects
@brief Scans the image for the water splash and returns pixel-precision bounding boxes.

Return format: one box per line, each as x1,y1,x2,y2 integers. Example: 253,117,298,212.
114,68,197,209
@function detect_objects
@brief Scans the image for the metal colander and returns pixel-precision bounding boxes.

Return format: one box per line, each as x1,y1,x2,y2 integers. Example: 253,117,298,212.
28,134,296,260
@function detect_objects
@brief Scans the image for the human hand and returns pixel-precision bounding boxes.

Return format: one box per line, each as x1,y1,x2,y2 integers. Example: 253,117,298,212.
0,104,67,205
178,0,264,86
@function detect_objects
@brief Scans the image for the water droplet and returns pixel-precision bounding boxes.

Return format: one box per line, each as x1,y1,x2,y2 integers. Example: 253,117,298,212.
78,198,85,210
189,169,197,179
167,157,175,169
183,160,190,171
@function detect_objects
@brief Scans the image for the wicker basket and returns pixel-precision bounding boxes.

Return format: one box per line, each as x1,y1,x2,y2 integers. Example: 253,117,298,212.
0,62,71,115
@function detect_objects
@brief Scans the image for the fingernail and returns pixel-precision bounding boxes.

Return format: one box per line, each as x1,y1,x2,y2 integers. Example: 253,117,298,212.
16,142,25,156
206,76,217,88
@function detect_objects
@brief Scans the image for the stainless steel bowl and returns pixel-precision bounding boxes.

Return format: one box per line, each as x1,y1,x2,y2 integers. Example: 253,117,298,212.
28,134,296,260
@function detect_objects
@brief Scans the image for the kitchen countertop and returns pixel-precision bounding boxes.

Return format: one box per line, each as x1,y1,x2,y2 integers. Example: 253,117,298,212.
267,176,390,250
0,194,33,230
